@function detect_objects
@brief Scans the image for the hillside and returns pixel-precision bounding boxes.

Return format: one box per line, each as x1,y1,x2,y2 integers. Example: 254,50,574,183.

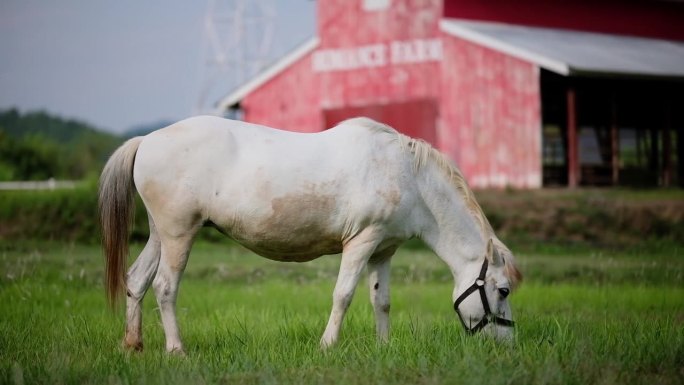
0,108,123,180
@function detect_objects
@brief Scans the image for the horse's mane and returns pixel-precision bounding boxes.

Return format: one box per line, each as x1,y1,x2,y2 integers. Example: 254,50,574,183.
341,117,522,288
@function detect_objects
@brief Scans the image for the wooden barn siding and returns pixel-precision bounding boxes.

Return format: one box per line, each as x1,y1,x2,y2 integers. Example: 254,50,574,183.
245,0,444,132
242,52,321,133
318,0,442,47
242,0,442,132
442,0,684,41
316,0,442,111
439,34,542,188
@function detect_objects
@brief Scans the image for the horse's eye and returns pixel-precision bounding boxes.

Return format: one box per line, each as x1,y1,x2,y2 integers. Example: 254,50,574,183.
498,288,510,299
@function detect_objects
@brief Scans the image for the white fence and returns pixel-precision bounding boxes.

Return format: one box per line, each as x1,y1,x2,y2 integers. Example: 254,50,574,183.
0,179,78,190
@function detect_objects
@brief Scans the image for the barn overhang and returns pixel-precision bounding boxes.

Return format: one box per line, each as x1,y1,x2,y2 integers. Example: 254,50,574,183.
440,19,684,79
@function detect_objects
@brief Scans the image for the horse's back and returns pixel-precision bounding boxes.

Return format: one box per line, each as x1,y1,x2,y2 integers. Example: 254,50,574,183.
133,116,417,259
135,115,405,187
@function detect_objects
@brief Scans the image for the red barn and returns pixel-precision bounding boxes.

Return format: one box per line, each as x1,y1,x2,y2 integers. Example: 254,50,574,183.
218,0,684,188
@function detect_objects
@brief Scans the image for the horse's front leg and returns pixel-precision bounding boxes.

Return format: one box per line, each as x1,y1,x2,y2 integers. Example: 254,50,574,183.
368,250,394,343
320,228,382,349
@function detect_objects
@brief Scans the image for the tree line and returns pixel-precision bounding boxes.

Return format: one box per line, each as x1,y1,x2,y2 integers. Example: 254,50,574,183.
0,108,123,181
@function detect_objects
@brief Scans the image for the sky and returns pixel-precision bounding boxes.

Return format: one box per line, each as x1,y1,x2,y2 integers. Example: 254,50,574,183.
0,0,316,134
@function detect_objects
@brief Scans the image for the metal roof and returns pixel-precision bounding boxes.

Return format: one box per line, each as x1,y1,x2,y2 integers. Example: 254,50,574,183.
440,19,684,78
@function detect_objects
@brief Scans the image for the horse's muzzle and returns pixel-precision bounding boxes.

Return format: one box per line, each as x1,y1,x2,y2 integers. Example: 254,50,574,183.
453,258,515,335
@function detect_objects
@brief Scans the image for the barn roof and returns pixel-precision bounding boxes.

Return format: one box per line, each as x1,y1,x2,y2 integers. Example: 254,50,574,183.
440,19,684,78
216,37,320,111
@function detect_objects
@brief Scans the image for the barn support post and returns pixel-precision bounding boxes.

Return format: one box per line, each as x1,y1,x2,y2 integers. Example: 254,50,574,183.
679,127,684,187
567,86,579,188
662,100,672,187
650,124,660,184
610,92,619,185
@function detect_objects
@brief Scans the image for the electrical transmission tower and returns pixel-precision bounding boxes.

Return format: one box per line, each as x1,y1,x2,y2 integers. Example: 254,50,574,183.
195,0,275,116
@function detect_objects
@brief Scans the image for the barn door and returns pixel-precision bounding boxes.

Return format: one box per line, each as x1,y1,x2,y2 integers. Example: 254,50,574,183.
323,98,438,145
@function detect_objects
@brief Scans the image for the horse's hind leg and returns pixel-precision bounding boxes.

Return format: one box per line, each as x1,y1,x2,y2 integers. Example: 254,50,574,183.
123,214,161,351
152,230,196,354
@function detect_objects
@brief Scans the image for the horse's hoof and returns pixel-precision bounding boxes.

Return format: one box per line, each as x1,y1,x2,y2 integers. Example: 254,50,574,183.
168,347,186,356
122,339,143,352
319,339,335,351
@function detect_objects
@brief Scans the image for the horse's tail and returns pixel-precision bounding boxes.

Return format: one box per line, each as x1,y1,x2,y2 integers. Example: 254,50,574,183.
98,136,144,308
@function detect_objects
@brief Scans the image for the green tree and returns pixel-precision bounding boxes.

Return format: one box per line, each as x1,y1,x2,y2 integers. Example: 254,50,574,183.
0,108,123,180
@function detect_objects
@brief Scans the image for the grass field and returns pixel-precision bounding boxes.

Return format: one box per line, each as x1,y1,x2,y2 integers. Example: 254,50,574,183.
1,240,683,384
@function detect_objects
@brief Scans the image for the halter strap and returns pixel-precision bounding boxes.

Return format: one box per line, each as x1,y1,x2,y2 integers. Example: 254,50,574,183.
453,258,515,334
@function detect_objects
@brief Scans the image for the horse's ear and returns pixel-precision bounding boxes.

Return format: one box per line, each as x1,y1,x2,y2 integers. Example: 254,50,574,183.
485,239,494,261
486,238,504,267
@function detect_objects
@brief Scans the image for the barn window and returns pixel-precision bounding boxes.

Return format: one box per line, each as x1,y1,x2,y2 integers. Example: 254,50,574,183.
363,0,391,12
225,102,244,121
542,124,564,166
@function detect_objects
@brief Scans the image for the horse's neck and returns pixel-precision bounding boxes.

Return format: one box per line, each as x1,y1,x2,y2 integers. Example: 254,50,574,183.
415,161,487,279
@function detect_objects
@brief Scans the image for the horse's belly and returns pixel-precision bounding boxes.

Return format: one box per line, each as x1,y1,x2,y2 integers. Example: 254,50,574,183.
209,180,350,261
229,228,343,262
208,195,349,260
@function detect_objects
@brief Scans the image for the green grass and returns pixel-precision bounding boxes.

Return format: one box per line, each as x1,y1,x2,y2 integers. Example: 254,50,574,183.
1,241,683,384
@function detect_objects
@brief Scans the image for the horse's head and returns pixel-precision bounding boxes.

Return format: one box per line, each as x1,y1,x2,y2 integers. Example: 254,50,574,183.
453,239,515,342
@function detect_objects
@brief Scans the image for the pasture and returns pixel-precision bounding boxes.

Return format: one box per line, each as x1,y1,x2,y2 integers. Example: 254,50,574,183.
1,240,683,384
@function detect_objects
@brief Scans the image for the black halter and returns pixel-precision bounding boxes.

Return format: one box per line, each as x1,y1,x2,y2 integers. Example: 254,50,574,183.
453,258,515,334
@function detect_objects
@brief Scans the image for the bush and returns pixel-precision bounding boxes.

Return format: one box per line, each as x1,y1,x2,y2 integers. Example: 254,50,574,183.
0,182,143,244
0,183,229,244
1,186,682,247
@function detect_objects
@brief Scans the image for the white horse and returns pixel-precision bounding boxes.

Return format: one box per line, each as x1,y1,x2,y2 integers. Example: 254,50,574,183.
99,116,521,354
